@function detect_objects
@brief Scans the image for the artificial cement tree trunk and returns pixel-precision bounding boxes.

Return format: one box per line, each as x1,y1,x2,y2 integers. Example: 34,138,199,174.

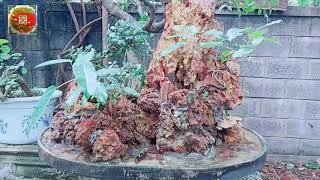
139,0,244,154
50,0,244,162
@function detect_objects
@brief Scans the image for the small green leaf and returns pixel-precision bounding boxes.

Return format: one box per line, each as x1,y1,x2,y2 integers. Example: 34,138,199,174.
21,67,28,75
65,88,81,112
250,30,264,39
220,50,233,62
226,28,244,41
264,37,281,45
0,53,11,60
286,163,295,170
107,76,119,85
35,59,72,69
257,20,283,30
199,41,224,49
75,48,95,62
244,27,253,33
232,46,255,58
203,29,225,40
305,161,320,170
1,45,10,54
97,68,121,76
73,54,97,98
139,74,146,86
133,64,144,76
159,42,186,58
123,87,140,97
24,86,57,136
217,4,227,12
245,6,255,13
11,53,22,57
0,39,9,45
174,25,199,35
201,91,209,99
166,34,189,40
251,37,264,46
94,82,108,105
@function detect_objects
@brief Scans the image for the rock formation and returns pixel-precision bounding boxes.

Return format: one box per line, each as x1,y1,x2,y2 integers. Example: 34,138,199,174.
50,0,244,162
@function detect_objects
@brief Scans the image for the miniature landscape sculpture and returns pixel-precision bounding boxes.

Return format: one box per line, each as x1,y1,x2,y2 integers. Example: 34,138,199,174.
48,0,245,162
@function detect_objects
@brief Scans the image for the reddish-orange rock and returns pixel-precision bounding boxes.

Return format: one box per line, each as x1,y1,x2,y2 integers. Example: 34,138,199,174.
92,129,128,162
75,120,101,151
223,126,244,144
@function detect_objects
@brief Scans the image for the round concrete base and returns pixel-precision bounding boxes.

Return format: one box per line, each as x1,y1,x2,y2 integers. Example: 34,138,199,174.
38,128,267,180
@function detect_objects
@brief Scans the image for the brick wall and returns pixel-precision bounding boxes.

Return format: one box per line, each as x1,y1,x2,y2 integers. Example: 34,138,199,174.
1,2,320,160
0,3,4,38
220,8,320,160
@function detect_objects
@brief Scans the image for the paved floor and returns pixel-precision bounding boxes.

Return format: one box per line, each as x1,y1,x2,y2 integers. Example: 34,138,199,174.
0,166,263,180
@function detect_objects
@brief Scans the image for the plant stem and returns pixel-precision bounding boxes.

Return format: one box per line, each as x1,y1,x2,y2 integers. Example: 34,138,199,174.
57,79,75,89
60,17,103,56
0,88,5,101
80,0,87,26
0,84,13,101
65,0,80,32
15,75,34,97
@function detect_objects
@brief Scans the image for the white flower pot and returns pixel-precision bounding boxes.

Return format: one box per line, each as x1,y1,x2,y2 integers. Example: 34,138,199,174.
0,89,62,144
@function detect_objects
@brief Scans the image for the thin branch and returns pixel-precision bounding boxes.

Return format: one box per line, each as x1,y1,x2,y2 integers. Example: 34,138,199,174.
75,26,92,47
101,0,137,22
99,0,165,32
93,0,102,17
60,17,103,56
102,7,109,49
150,18,165,33
65,0,81,32
131,0,145,18
0,88,5,102
15,75,34,97
1,84,12,101
139,0,156,32
56,54,67,86
80,0,87,25
101,0,164,33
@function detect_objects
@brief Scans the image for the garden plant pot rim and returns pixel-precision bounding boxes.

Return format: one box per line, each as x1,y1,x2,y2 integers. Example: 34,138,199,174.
0,88,62,104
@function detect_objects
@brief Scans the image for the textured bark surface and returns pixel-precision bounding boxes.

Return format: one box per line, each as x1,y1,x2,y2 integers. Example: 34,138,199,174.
50,0,244,162
139,0,243,154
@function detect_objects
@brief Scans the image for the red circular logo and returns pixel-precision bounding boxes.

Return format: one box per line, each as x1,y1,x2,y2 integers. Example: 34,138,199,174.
8,5,37,34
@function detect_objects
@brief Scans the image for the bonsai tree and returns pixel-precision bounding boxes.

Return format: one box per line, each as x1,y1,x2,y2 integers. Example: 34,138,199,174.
30,0,281,161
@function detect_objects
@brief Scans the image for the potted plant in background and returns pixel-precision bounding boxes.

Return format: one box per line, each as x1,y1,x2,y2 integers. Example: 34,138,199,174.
0,39,62,144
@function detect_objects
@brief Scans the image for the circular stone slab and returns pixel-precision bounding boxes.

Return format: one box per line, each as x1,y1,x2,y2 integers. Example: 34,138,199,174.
38,128,267,180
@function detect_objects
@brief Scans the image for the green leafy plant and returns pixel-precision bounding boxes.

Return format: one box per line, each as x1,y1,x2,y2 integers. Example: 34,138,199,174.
24,18,151,135
118,0,132,10
65,44,106,70
306,161,320,171
25,48,146,135
217,0,281,17
159,20,282,62
105,19,151,61
0,39,33,101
